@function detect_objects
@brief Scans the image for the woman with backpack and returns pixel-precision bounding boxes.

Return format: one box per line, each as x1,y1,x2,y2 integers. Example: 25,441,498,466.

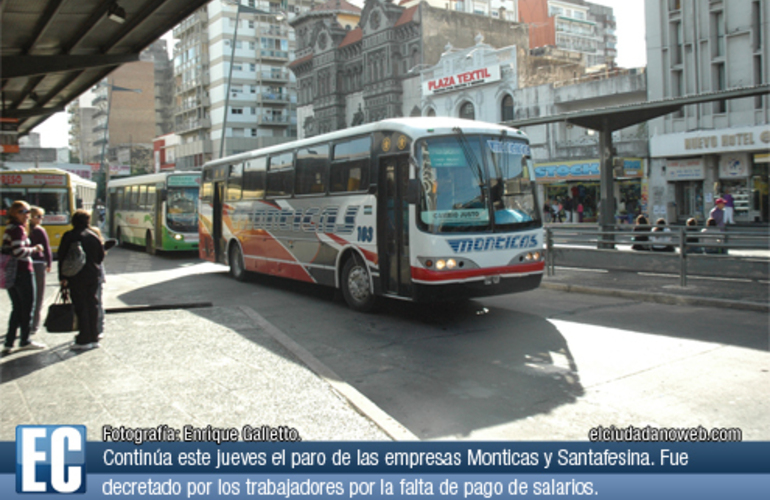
2,201,46,354
58,209,105,350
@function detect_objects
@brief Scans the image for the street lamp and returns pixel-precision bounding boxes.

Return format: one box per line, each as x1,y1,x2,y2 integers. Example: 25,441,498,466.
219,1,284,159
96,79,141,203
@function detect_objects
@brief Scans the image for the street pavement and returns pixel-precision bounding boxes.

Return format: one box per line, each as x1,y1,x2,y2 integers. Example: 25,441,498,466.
1,250,767,442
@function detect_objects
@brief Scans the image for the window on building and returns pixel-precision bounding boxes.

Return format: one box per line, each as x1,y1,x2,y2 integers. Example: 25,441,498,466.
232,107,243,115
671,21,683,65
754,56,764,109
713,63,726,113
501,95,514,121
426,107,436,117
712,11,725,57
459,101,475,120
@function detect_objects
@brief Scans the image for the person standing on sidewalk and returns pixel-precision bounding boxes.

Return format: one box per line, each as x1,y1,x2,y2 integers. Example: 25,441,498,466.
722,190,735,225
59,209,105,350
28,206,53,335
2,201,46,354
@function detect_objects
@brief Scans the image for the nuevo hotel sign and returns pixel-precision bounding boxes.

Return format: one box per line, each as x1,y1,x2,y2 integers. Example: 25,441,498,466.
650,125,770,157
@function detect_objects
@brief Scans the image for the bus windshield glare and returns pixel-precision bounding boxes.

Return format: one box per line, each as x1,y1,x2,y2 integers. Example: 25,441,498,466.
166,186,199,233
416,134,540,233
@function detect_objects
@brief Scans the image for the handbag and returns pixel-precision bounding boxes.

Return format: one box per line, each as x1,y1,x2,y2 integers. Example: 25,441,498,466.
44,288,78,333
0,252,17,290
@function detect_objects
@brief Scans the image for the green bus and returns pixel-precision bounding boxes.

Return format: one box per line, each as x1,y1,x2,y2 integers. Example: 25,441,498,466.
108,172,201,254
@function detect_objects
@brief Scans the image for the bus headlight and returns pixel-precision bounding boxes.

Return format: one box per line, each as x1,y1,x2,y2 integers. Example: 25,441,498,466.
436,259,446,270
446,259,457,269
173,234,184,241
418,256,478,271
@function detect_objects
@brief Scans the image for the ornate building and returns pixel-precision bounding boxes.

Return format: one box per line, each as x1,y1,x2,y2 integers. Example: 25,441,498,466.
289,0,534,138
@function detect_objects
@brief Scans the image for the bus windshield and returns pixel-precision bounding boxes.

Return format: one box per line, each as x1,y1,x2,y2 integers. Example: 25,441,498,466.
166,186,198,233
1,187,70,224
416,134,540,233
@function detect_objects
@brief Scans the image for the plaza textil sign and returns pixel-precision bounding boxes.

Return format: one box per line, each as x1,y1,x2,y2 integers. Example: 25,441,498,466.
422,65,501,96
534,158,644,183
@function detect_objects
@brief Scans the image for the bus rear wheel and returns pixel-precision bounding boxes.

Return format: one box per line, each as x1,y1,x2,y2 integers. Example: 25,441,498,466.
229,243,246,281
145,231,156,255
341,256,377,312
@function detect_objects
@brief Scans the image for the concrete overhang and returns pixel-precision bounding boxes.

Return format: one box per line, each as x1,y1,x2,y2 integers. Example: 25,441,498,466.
1,0,210,136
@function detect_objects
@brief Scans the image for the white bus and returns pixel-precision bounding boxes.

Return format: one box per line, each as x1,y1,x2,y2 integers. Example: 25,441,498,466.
199,117,544,311
108,171,201,254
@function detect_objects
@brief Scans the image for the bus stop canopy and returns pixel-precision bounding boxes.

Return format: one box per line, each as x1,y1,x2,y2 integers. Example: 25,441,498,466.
1,0,210,137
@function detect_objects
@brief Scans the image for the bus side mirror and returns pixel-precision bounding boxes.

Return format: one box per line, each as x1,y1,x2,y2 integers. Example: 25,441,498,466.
159,189,167,201
405,179,420,205
76,198,83,209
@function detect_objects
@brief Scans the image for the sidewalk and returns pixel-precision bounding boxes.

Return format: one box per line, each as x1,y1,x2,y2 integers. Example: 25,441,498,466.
542,266,769,312
0,304,397,442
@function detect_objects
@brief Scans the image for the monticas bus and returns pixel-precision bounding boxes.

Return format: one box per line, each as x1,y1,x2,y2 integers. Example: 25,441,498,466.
108,172,201,254
199,117,544,311
1,168,97,252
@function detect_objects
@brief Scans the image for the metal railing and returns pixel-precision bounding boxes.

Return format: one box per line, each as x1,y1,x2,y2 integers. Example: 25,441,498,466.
545,224,769,286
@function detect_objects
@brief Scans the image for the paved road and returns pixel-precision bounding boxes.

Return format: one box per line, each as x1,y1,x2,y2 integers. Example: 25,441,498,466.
2,247,768,442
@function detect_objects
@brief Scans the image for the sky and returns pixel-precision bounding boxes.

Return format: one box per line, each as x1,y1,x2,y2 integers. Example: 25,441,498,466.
31,0,647,150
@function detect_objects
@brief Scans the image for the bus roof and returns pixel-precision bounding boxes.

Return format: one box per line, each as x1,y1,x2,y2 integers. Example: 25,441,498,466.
203,117,529,170
1,168,96,187
108,171,201,188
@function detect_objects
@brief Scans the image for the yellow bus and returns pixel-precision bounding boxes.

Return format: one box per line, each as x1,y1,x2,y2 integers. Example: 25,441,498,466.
1,168,97,252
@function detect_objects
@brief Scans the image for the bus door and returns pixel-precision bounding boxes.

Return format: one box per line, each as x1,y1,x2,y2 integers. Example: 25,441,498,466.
154,184,163,248
108,189,118,238
213,181,226,263
377,154,412,297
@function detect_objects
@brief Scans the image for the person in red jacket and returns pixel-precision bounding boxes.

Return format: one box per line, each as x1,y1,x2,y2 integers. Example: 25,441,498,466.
2,201,46,354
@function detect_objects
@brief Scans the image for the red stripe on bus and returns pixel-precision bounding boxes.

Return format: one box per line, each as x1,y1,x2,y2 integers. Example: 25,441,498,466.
325,233,378,265
411,261,545,283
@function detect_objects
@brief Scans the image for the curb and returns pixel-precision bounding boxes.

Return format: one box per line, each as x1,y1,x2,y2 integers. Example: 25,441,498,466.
540,281,769,313
238,306,418,441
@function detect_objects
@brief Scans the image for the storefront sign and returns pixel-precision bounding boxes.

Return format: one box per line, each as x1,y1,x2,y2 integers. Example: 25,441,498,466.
422,65,501,96
719,154,749,179
534,158,643,183
651,125,770,157
666,158,704,181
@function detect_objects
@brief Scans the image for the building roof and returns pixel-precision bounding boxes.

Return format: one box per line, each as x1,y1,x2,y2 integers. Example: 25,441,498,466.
339,27,363,48
394,6,419,28
311,0,362,14
288,54,313,68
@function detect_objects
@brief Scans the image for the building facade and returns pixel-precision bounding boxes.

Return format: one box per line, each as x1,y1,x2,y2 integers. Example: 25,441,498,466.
646,0,769,224
173,0,309,169
519,0,617,69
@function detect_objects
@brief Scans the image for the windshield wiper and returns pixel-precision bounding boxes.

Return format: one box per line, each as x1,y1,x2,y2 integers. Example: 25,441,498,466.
452,127,486,198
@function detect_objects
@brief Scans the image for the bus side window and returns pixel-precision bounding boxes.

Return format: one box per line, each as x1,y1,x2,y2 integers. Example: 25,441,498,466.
147,184,157,212
295,144,329,195
227,163,243,201
116,188,124,211
138,185,149,210
330,136,371,193
130,186,139,210
243,157,266,200
266,151,294,198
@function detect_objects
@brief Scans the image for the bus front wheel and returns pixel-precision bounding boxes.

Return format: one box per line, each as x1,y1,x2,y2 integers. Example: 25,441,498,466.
341,256,377,312
229,243,246,281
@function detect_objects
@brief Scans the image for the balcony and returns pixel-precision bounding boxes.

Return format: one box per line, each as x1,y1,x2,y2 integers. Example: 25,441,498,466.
258,49,289,61
175,117,211,134
257,70,290,82
259,92,290,103
256,115,289,126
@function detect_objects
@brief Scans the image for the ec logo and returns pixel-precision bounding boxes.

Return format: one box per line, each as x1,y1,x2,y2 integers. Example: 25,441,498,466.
16,425,86,494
